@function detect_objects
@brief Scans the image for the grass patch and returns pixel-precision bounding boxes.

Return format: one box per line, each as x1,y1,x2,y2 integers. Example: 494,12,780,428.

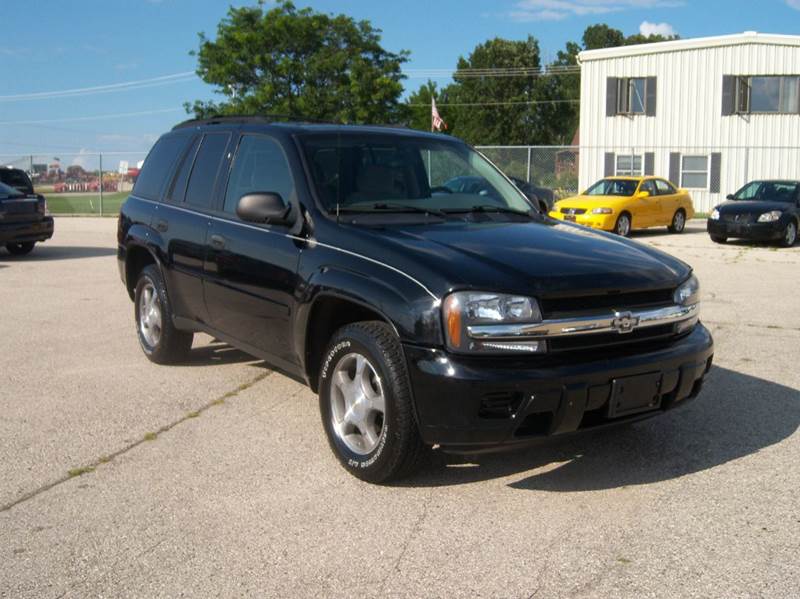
67,466,95,478
44,191,129,215
186,410,201,418
143,432,158,441
98,455,111,464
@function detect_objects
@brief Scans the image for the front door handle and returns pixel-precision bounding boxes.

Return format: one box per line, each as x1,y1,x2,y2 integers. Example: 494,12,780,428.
155,218,169,232
210,234,226,250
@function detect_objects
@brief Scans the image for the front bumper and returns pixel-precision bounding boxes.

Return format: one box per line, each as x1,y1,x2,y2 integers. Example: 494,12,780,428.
707,218,783,241
548,210,616,231
0,216,54,244
404,323,714,451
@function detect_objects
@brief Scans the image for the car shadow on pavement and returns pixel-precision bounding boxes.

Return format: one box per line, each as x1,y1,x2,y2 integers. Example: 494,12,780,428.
630,227,706,239
407,367,799,490
0,245,117,261
178,341,261,367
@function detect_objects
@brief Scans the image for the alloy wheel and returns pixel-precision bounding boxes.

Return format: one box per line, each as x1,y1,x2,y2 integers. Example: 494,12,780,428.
329,352,386,455
786,222,797,247
138,282,162,347
673,211,685,232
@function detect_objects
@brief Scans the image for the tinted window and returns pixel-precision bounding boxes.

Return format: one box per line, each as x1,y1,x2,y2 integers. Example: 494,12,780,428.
223,135,295,214
585,179,639,197
0,169,33,193
655,179,676,195
185,133,230,209
165,135,200,203
133,135,190,201
640,180,657,195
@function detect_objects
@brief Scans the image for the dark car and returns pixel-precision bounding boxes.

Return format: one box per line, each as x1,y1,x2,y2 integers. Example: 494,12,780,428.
0,180,53,255
707,180,799,247
0,166,35,195
117,117,713,483
509,176,556,212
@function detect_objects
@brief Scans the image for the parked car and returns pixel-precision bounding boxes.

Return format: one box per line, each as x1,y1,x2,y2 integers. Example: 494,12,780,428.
0,166,35,195
508,176,555,212
707,180,799,247
118,118,713,483
0,181,53,255
549,176,695,236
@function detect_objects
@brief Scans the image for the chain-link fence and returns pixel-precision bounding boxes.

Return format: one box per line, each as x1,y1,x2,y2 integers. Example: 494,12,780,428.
1,152,148,216
4,145,798,215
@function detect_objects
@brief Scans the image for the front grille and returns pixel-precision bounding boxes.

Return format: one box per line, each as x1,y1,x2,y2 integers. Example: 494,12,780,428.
722,213,755,224
560,207,586,215
547,323,677,353
539,288,674,318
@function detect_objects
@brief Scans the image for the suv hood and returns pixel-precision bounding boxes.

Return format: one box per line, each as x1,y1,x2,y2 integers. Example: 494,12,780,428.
342,219,690,299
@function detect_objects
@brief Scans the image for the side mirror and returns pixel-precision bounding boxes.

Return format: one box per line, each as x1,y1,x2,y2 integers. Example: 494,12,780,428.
726,194,735,200
236,192,291,224
637,190,650,199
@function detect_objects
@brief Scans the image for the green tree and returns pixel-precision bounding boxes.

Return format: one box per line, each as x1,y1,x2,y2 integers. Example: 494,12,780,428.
186,1,409,124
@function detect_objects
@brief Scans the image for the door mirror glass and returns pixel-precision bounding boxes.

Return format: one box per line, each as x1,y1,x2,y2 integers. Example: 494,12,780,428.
236,192,290,224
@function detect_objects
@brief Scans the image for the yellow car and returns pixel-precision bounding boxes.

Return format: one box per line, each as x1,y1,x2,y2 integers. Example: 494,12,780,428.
549,176,695,236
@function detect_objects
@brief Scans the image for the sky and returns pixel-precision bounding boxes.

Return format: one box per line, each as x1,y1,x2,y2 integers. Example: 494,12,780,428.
1,0,799,168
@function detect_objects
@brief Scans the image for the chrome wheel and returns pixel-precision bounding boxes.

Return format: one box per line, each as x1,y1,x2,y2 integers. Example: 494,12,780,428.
138,282,162,347
616,214,631,236
673,211,686,232
329,352,386,455
785,222,797,246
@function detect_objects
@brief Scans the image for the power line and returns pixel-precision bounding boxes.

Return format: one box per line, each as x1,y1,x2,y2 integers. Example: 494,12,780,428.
0,107,184,126
0,72,197,102
406,99,579,107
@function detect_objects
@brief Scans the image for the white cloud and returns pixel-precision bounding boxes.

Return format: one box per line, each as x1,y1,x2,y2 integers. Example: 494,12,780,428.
787,0,800,9
639,20,676,36
509,0,684,22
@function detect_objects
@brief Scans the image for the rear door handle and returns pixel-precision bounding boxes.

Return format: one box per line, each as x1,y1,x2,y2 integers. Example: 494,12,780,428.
155,218,169,232
210,234,226,250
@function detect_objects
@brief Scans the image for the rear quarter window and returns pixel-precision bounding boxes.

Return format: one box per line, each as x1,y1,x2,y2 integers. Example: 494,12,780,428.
133,135,192,201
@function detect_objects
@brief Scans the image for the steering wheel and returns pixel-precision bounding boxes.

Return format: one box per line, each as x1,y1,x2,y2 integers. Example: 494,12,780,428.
430,186,453,194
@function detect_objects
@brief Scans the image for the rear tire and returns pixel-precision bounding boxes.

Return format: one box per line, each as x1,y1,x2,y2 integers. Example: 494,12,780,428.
318,321,428,483
668,209,686,233
134,264,193,364
710,235,727,244
6,242,35,255
614,213,632,237
780,220,797,248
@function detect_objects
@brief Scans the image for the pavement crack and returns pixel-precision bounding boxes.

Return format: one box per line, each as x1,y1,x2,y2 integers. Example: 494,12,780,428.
378,490,432,595
0,370,272,514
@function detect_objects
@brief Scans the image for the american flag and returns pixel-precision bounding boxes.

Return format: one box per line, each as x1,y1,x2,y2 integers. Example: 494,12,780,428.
431,97,447,132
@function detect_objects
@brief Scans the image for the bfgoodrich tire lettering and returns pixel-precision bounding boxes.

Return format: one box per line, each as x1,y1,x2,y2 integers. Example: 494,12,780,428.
134,264,193,364
318,321,427,483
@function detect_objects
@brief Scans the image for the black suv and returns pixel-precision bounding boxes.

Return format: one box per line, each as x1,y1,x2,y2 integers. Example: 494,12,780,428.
118,117,713,482
0,167,53,255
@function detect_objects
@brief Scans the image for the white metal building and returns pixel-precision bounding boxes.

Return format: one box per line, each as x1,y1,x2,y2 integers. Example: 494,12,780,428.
578,32,800,211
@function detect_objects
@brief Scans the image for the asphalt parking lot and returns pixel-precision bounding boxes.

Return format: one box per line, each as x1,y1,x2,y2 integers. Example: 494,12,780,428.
1,217,798,598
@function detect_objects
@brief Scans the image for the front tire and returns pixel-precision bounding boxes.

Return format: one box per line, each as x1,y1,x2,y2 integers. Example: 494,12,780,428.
614,213,632,237
318,321,427,483
6,242,35,255
780,220,797,248
668,209,686,233
134,265,193,364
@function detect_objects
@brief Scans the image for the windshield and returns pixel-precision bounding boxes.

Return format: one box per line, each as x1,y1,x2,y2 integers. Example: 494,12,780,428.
584,178,639,197
0,181,24,198
0,169,32,191
734,181,799,203
298,133,532,216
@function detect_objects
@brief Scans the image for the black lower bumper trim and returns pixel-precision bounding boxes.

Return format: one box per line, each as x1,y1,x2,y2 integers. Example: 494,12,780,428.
0,217,54,244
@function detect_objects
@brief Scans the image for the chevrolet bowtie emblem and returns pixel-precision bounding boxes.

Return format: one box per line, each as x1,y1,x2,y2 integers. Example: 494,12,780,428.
611,311,640,334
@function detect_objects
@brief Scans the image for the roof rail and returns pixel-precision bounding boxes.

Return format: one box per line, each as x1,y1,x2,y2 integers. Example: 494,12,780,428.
172,113,343,130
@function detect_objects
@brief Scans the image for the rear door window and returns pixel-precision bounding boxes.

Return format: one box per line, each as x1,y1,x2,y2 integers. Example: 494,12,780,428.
655,179,676,195
184,133,231,210
133,135,191,201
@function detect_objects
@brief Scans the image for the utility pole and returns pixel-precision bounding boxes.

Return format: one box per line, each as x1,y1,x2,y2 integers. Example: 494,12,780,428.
99,153,104,216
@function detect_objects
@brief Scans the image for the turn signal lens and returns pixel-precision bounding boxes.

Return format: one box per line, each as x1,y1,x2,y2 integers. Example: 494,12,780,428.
444,294,462,348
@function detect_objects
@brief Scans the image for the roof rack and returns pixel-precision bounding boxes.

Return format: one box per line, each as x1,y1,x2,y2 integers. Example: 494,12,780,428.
172,114,343,130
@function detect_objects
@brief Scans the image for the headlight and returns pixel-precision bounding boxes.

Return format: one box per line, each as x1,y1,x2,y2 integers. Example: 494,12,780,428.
710,209,720,220
442,292,545,354
592,207,613,214
757,210,782,223
674,274,700,306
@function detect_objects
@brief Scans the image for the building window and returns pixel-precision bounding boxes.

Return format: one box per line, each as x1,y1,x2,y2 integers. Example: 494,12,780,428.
616,154,642,176
617,78,647,114
735,76,800,114
681,156,709,189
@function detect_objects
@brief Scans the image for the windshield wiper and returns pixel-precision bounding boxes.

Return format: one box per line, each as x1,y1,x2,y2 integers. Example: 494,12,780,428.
444,205,537,218
335,202,448,218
